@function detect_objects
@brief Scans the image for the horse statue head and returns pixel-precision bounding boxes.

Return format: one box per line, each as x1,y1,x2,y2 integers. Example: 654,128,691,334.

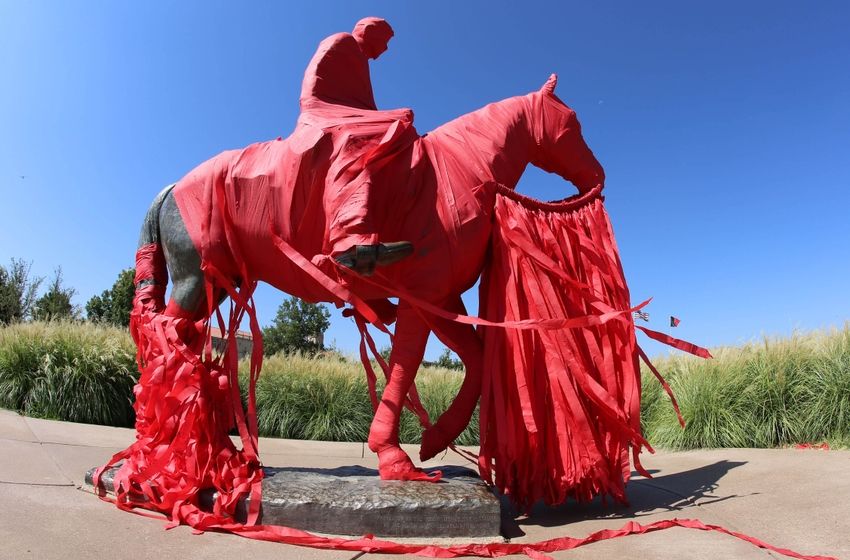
530,74,606,193
425,73,605,204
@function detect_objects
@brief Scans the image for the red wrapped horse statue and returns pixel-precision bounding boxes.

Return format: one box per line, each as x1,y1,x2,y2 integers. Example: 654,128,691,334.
93,16,766,558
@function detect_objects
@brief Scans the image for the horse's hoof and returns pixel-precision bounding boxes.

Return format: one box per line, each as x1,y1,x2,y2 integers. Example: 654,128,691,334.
401,469,443,482
377,447,442,482
419,425,451,462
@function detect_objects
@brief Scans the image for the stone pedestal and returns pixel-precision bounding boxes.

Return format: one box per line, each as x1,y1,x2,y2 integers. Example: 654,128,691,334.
86,464,501,538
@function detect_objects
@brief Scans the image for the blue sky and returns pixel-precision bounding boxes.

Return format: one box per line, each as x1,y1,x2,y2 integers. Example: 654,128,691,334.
2,1,849,360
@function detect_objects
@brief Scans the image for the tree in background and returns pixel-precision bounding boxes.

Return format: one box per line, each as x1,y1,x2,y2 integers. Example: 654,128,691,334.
0,258,43,324
263,297,330,356
378,346,463,370
32,268,80,321
434,347,464,371
86,269,135,327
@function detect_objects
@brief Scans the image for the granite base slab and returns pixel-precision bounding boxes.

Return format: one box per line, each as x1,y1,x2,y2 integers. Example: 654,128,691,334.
86,464,502,538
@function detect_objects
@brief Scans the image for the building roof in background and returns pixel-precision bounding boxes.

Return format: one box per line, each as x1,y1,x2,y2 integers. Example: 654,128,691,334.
209,327,253,340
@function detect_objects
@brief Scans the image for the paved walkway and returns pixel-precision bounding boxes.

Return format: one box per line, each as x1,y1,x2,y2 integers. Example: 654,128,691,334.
0,408,846,560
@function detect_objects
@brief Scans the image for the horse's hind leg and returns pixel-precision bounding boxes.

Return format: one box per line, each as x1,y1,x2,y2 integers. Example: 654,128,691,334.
158,191,208,320
368,302,437,480
419,297,484,461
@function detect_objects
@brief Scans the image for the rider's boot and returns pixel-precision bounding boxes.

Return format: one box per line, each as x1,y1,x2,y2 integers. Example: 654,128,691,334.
334,241,413,276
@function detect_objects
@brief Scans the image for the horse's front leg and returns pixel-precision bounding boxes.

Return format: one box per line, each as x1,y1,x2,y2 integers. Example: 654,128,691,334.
367,302,438,481
419,297,483,461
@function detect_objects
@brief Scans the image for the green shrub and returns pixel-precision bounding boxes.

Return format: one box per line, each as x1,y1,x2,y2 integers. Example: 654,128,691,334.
794,328,850,447
249,353,374,442
409,367,479,447
3,320,847,451
0,321,137,426
641,326,850,449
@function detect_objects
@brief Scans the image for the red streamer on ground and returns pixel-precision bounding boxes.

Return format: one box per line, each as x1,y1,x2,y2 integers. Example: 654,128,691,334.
794,443,831,451
224,516,835,560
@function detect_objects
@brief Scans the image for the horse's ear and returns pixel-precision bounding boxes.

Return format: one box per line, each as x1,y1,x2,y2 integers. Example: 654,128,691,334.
541,74,558,94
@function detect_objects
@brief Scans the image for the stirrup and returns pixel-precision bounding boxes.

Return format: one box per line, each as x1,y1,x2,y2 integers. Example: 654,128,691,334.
335,241,413,276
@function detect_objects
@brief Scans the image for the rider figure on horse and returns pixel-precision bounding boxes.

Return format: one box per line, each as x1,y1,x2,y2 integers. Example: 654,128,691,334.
300,17,413,276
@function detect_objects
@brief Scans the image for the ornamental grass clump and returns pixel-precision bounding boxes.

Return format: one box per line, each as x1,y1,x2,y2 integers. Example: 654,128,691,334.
4,320,846,450
411,366,479,447
641,326,850,449
0,321,137,426
794,327,850,447
247,352,475,445
250,352,374,442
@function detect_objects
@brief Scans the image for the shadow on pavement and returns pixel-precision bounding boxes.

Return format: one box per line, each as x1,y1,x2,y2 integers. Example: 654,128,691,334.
502,460,750,537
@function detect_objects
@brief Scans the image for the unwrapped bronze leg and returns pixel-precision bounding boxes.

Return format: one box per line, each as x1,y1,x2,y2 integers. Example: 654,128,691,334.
335,241,413,276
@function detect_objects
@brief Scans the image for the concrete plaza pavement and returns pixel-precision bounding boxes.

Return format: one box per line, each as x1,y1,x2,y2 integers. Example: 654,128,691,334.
0,408,846,560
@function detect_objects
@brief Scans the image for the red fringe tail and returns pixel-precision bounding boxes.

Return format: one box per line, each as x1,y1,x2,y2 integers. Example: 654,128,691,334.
478,194,646,510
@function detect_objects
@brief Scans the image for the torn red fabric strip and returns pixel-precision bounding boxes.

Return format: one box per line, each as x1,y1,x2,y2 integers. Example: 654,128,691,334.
90,16,831,560
94,244,264,528
638,345,686,428
794,443,831,451
221,517,836,560
477,193,648,510
636,325,713,359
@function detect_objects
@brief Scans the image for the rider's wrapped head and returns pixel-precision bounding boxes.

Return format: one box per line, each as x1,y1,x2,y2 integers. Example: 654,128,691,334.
352,17,394,59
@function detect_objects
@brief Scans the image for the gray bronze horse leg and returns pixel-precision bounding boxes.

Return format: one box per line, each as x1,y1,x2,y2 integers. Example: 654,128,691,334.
138,185,206,318
157,191,206,316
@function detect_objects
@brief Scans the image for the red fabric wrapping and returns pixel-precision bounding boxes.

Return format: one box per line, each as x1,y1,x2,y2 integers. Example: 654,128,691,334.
221,517,835,560
93,244,264,529
478,192,651,510
476,188,711,510
638,346,685,428
300,17,392,111
94,245,832,560
636,325,713,359
794,443,830,450
90,18,825,560
168,61,607,484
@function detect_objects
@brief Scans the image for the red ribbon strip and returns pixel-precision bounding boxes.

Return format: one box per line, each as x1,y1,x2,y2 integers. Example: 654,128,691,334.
636,326,713,359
